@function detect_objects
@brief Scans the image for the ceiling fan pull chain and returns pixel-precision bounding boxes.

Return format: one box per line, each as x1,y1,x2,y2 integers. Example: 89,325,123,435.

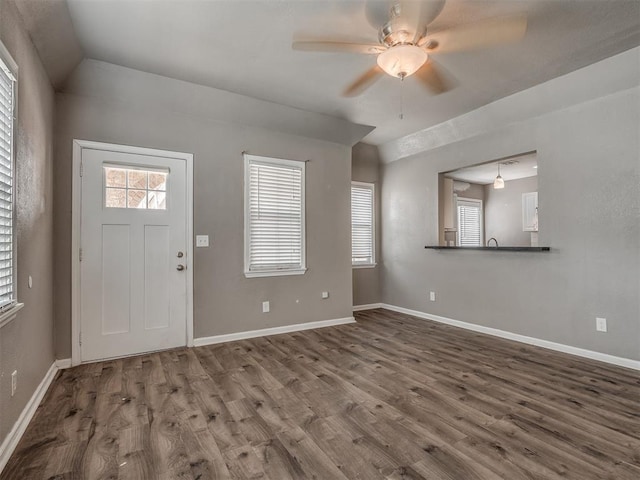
400,75,404,120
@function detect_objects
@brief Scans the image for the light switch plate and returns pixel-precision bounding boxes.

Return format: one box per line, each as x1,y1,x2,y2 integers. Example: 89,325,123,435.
196,235,209,247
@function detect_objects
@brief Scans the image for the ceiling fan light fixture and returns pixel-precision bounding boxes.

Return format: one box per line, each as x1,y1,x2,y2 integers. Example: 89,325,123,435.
377,44,428,78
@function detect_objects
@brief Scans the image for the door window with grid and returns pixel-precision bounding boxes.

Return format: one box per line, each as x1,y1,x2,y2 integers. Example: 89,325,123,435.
104,165,168,210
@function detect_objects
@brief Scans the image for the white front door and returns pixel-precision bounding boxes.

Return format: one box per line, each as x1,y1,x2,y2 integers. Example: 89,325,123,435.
79,145,189,362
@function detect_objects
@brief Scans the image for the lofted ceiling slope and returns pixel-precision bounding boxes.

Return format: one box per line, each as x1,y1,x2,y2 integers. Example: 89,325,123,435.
13,0,83,89
15,0,640,146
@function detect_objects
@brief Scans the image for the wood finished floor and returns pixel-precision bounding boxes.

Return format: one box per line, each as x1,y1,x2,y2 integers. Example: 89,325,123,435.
3,308,639,479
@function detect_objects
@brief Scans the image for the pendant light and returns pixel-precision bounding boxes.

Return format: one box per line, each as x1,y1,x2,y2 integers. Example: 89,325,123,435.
493,163,505,189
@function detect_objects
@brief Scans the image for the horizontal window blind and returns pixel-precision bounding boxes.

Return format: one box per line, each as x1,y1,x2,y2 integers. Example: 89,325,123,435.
246,156,305,273
351,183,374,265
0,55,15,310
457,198,482,247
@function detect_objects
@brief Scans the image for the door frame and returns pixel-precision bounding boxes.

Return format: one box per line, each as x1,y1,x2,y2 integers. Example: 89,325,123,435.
71,139,194,366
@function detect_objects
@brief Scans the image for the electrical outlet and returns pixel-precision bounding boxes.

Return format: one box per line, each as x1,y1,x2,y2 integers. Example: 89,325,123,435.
11,370,17,397
262,301,270,313
429,291,436,302
596,317,607,332
322,291,329,299
196,235,209,247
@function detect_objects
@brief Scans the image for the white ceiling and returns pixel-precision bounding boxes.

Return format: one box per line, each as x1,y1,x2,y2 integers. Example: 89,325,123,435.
444,152,537,184
52,1,640,145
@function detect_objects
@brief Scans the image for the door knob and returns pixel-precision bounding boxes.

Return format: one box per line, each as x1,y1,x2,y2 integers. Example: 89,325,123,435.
176,264,185,271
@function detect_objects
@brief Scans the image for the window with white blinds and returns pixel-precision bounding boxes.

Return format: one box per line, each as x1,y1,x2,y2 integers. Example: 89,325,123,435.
351,182,375,266
244,154,306,277
457,198,483,247
0,49,16,311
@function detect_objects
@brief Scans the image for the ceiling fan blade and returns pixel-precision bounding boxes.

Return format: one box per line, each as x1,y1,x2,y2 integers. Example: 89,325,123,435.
293,41,385,55
414,59,454,94
419,15,527,53
343,65,384,97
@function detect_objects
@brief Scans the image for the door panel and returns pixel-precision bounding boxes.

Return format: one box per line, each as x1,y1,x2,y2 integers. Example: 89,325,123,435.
80,147,188,362
144,225,170,330
101,224,131,335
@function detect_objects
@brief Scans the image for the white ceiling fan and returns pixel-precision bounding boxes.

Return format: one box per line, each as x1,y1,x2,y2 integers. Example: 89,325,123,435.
293,0,527,96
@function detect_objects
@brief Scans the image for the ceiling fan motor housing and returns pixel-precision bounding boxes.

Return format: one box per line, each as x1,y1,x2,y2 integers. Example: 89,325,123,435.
377,0,445,46
379,25,424,47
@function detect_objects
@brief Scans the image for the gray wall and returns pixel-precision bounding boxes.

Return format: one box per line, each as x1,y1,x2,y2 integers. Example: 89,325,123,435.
54,61,355,358
0,0,55,443
484,176,538,247
351,143,381,306
456,183,484,201
381,82,639,360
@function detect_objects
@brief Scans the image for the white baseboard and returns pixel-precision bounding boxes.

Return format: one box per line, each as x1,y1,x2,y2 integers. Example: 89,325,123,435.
194,316,356,347
55,358,72,369
380,304,640,371
0,361,59,474
353,303,383,311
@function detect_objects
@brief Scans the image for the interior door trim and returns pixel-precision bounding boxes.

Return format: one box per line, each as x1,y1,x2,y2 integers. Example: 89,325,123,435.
71,139,194,366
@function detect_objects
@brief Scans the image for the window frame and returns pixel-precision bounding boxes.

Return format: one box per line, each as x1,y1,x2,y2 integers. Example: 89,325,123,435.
243,153,307,278
0,40,21,325
456,197,484,247
351,181,376,268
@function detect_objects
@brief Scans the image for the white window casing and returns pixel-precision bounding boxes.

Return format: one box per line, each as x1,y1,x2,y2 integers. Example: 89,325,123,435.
351,181,375,267
0,41,18,319
244,154,306,278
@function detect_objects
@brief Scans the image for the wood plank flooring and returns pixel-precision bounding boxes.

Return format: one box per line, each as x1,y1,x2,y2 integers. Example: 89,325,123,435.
2,308,639,479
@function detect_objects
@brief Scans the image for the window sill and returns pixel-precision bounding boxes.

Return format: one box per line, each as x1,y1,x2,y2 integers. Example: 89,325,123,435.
245,268,307,278
353,263,377,269
0,303,24,329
